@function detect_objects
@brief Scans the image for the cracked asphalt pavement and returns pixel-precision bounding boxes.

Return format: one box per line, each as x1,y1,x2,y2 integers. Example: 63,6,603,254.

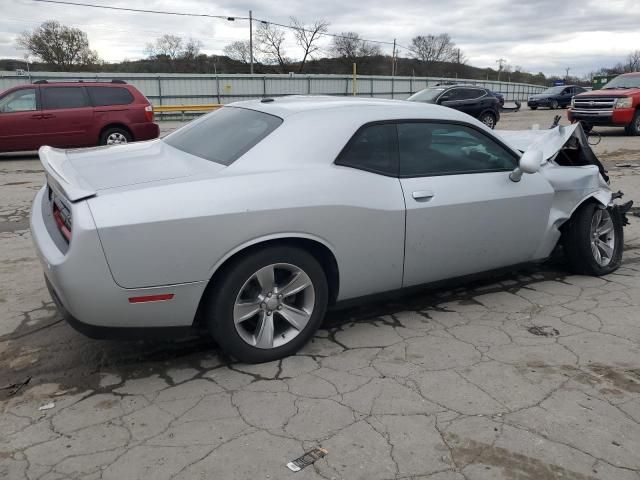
2,110,640,480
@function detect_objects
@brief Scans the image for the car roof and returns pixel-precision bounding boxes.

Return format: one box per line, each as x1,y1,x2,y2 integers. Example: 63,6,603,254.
230,95,474,122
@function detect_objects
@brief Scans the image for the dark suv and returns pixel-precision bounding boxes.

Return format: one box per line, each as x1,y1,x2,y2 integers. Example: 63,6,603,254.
0,80,159,153
407,85,501,128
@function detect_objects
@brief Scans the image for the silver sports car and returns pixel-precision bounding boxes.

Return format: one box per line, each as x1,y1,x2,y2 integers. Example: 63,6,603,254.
31,96,631,363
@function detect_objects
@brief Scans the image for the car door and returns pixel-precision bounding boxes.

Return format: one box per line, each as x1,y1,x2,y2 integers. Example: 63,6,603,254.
39,86,95,148
333,122,406,297
559,87,573,106
438,88,465,112
0,86,45,152
397,121,555,287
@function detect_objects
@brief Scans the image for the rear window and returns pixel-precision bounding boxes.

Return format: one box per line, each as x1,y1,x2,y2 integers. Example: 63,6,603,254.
87,86,134,106
163,107,282,165
41,87,89,110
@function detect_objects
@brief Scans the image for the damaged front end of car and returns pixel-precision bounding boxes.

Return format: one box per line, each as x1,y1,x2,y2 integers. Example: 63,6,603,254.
498,122,633,229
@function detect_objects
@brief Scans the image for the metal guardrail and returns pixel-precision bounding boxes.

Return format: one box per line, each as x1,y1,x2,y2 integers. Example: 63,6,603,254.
153,103,222,120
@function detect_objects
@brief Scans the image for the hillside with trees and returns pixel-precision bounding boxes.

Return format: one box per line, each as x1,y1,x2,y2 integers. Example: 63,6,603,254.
2,19,619,88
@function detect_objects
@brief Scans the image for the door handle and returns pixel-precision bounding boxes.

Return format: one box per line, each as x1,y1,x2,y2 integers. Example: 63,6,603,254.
412,190,434,202
30,114,43,119
41,114,56,119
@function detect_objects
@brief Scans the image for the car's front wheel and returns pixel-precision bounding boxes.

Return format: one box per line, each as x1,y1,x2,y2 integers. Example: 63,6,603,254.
479,112,497,129
529,106,538,110
205,246,328,363
624,110,640,136
550,100,559,109
563,202,623,276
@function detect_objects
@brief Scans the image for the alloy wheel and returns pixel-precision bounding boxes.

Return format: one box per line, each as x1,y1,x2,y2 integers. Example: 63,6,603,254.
106,132,128,145
590,209,615,266
233,263,315,349
481,114,495,129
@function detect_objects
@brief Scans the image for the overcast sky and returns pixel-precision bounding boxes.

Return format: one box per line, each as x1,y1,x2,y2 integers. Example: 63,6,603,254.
1,0,638,77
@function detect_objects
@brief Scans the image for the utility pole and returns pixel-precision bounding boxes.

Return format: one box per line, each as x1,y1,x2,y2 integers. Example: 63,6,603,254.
249,10,254,74
496,58,506,82
391,39,396,76
565,67,570,80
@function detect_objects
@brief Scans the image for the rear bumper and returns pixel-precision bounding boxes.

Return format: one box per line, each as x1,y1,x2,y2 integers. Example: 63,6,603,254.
130,122,160,141
568,107,635,126
30,186,207,335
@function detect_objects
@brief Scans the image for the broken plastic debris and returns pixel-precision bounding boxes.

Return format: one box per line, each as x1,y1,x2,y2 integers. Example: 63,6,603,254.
38,402,55,411
286,447,328,472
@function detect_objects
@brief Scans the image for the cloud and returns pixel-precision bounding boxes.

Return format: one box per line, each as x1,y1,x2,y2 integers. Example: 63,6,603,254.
1,0,638,76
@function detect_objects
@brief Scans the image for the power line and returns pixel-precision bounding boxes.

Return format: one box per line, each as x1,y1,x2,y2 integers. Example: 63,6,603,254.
29,0,414,52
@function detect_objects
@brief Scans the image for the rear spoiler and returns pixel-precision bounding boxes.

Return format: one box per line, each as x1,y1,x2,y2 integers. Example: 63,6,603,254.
39,146,96,202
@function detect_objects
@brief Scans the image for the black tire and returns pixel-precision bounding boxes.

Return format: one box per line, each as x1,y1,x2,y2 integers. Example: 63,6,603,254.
479,112,497,129
580,122,593,134
529,106,538,110
624,110,640,136
562,202,623,276
99,127,132,146
550,100,559,110
204,246,329,363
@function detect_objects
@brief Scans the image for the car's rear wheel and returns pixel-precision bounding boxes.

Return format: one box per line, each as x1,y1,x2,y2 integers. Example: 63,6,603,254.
563,202,623,276
100,127,132,146
550,100,559,109
479,112,497,129
205,246,328,363
624,110,640,136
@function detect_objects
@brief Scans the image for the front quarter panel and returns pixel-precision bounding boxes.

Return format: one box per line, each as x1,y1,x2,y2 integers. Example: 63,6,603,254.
534,163,612,258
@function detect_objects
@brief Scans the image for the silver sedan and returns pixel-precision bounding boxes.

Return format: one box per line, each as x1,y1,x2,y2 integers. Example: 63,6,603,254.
31,96,630,363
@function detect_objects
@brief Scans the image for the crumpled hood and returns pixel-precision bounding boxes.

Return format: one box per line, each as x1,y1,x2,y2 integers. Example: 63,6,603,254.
64,139,222,191
497,124,580,160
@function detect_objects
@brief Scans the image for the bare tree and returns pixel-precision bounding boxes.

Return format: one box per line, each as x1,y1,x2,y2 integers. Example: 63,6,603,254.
181,38,203,61
290,17,329,73
145,34,184,60
255,23,290,73
626,50,640,72
224,40,252,64
451,47,466,64
17,20,99,71
330,32,382,63
410,34,457,64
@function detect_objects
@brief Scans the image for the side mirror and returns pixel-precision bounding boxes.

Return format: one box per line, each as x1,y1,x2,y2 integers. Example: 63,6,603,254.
510,149,543,182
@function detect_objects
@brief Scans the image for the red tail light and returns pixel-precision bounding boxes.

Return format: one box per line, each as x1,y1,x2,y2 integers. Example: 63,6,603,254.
52,201,71,242
144,104,154,122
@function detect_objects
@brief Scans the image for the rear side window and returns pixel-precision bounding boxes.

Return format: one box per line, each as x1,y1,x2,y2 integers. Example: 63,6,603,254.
335,123,398,176
87,86,134,106
163,107,282,166
41,87,88,110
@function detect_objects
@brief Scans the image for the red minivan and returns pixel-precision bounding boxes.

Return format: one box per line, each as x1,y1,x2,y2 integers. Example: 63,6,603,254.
0,80,159,153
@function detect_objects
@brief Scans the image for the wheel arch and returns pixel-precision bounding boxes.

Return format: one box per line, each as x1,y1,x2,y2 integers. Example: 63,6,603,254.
192,234,340,328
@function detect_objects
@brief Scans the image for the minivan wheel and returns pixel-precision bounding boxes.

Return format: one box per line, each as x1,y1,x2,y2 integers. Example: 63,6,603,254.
205,246,328,363
550,100,559,109
479,112,497,129
562,202,623,276
100,127,132,146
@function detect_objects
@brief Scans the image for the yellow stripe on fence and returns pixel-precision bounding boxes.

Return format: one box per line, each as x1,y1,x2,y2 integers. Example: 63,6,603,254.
153,104,223,113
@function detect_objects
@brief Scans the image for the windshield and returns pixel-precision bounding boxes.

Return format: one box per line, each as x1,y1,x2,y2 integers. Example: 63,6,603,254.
407,88,445,103
602,75,640,89
541,86,565,95
164,107,282,165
